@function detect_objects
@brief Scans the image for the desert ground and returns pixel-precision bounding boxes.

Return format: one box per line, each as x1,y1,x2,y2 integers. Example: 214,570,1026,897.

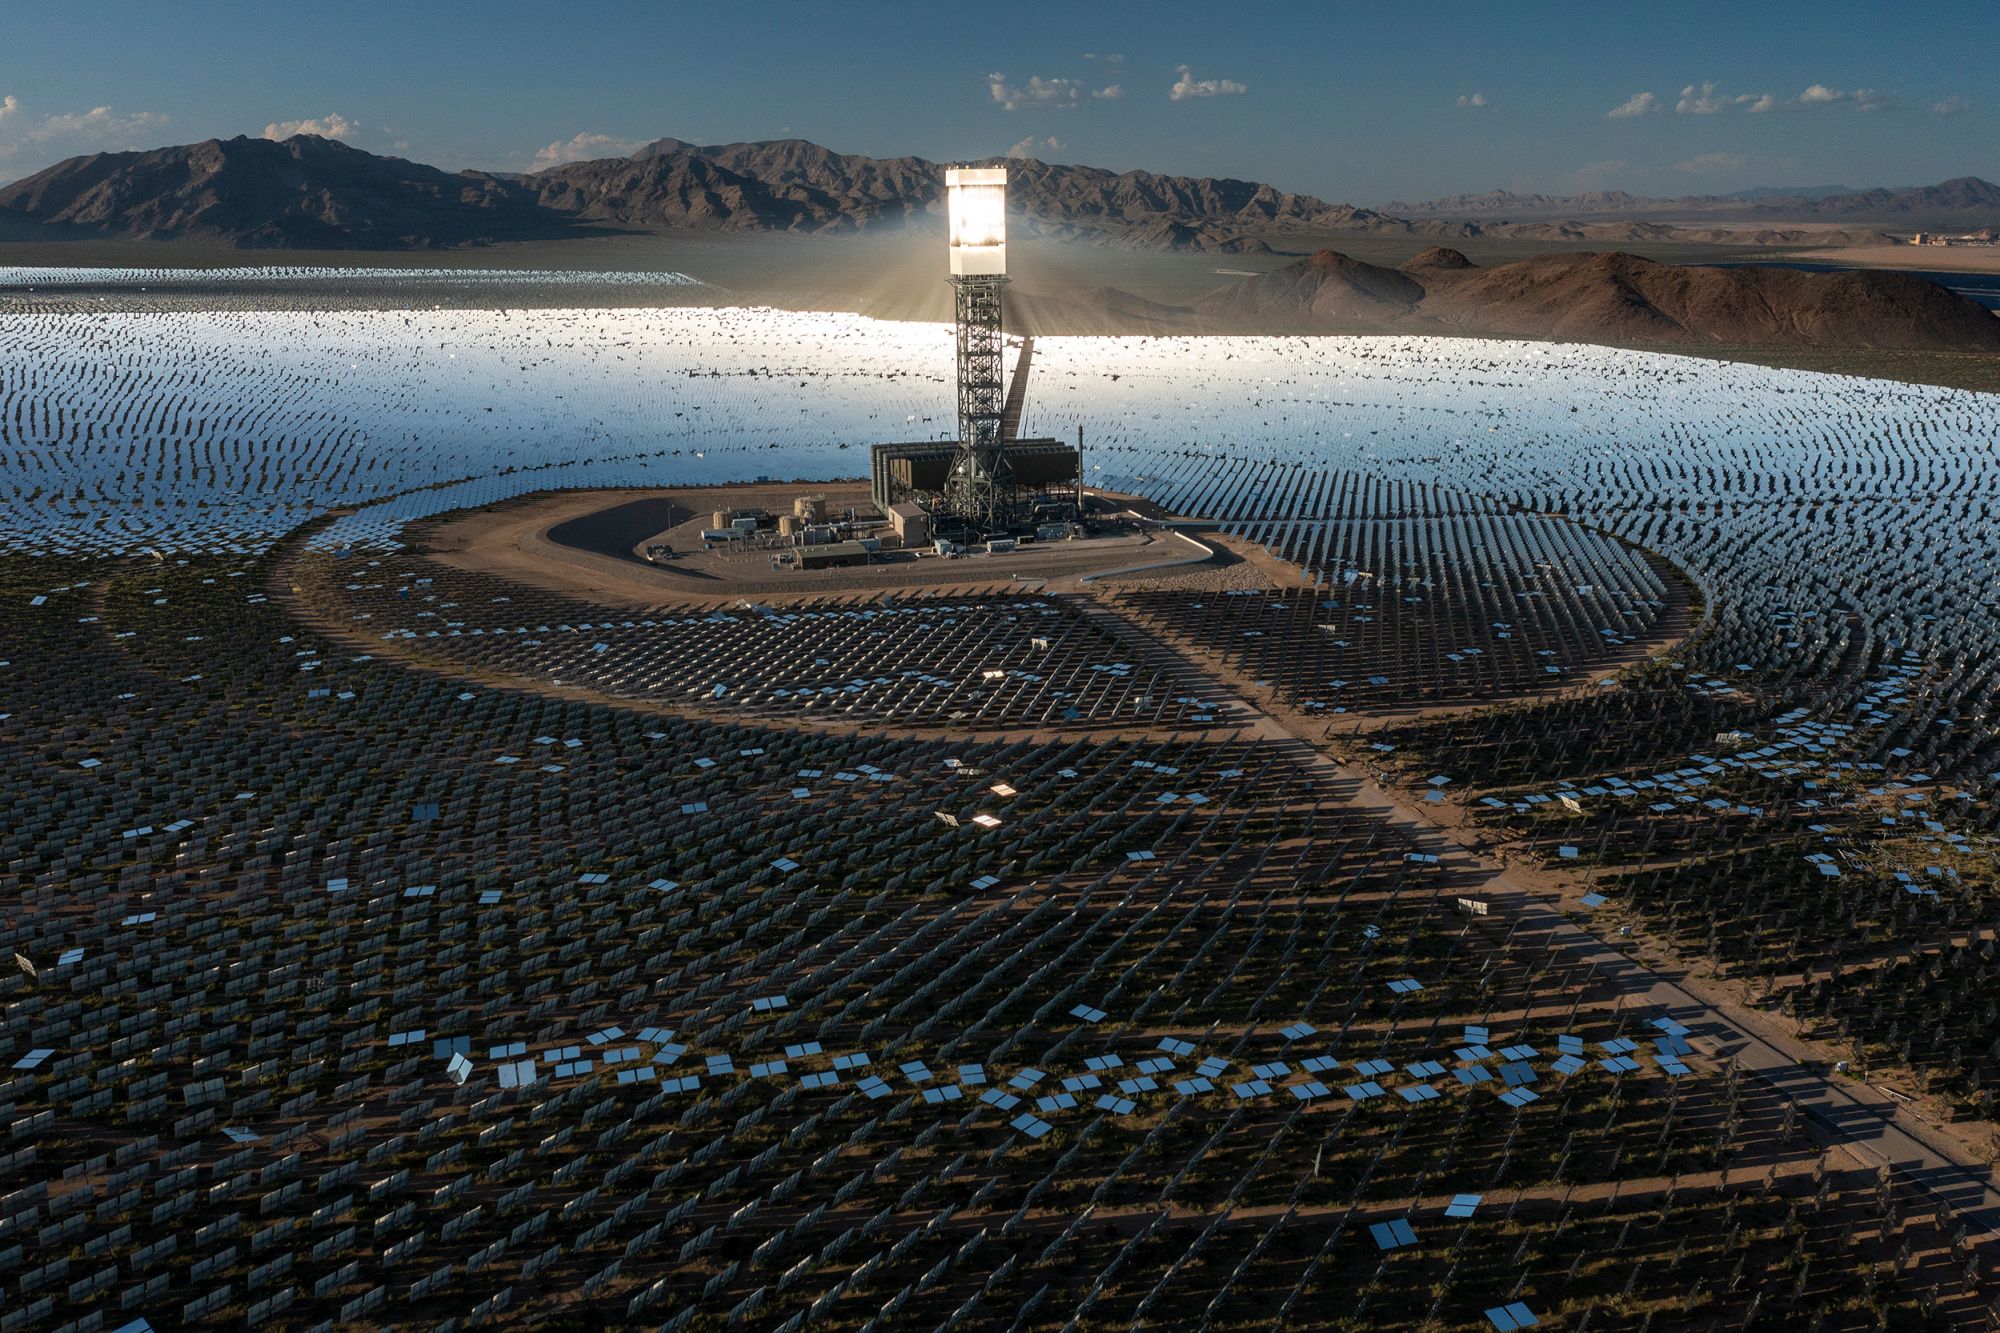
1788,243,2000,274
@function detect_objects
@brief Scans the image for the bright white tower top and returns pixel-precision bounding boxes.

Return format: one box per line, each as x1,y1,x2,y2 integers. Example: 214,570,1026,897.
945,167,1007,276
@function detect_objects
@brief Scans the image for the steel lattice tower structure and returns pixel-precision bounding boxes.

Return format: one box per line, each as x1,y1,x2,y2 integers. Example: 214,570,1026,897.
940,167,1012,534
944,272,1010,531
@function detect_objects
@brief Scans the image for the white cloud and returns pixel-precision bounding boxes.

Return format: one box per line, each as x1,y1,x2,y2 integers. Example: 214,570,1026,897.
1674,82,1776,114
1456,92,1488,109
1006,135,1065,160
1170,65,1248,101
29,106,167,142
262,114,358,141
1605,91,1657,119
1676,82,1745,115
1677,80,1896,116
529,132,644,171
1798,84,1894,111
1082,52,1124,65
29,104,162,138
0,96,168,166
1931,95,1973,116
987,72,1121,111
1675,152,1749,174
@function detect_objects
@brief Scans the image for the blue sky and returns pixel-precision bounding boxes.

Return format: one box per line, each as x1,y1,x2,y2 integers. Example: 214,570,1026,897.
2,1,1993,202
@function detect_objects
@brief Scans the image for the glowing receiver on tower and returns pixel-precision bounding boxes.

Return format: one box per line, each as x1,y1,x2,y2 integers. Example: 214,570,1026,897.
946,167,1007,276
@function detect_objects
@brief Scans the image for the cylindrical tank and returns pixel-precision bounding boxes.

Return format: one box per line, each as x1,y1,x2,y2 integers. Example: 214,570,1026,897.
777,514,799,537
712,510,732,530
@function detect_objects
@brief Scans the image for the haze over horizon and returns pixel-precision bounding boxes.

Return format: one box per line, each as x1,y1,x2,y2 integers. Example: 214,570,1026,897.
3,0,1994,206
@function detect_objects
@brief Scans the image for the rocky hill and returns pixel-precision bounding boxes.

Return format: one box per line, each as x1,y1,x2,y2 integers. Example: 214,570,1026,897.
1195,249,1425,325
626,137,937,226
552,136,1445,245
0,135,564,248
527,152,833,232
1790,176,2000,219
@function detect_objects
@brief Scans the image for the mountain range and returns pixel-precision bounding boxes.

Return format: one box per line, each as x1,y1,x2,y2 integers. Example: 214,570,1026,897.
1386,177,2000,223
0,135,558,249
0,133,1398,251
0,132,1949,253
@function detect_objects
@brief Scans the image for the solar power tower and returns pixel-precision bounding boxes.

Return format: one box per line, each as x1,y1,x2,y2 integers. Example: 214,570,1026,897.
942,166,1011,533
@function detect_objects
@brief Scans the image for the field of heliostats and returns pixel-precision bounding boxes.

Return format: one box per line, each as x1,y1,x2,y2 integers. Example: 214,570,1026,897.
2,265,1998,1331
